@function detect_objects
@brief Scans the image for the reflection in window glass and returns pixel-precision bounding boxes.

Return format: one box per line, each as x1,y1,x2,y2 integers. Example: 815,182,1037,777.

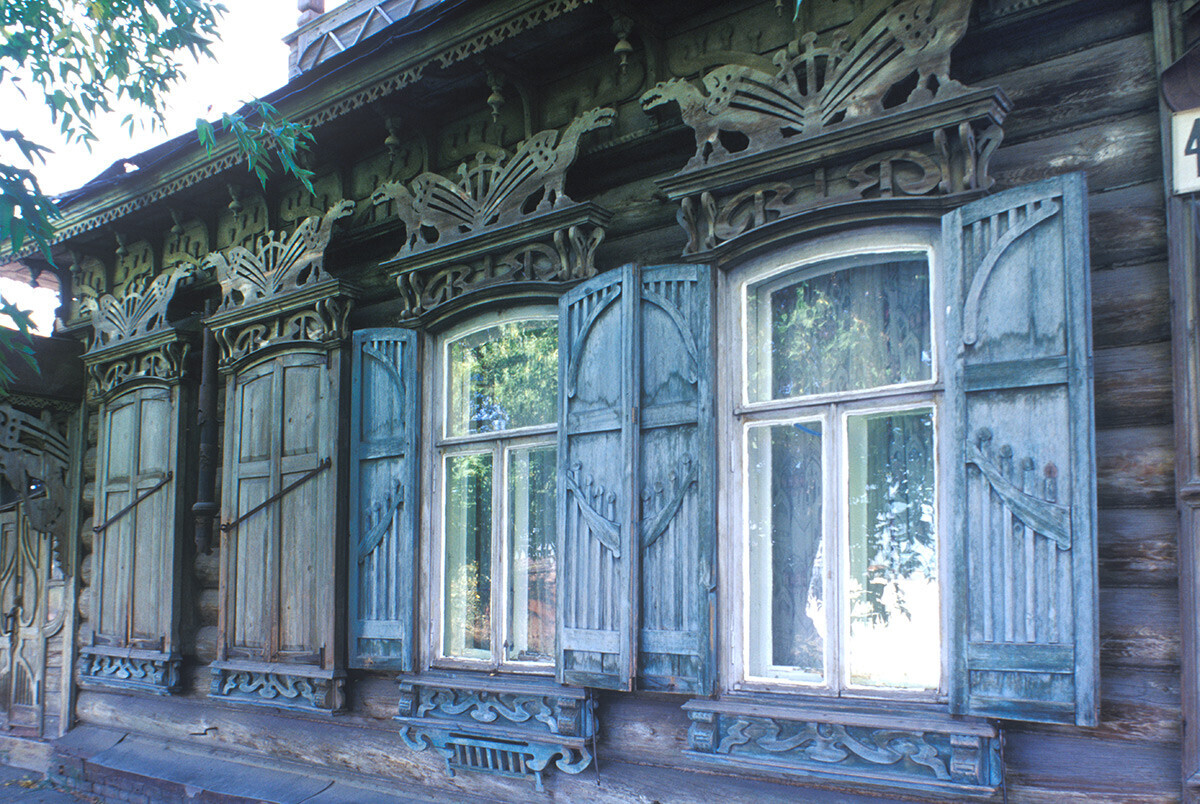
444,452,492,660
507,445,556,663
448,320,558,436
846,410,938,689
746,421,825,682
747,253,931,402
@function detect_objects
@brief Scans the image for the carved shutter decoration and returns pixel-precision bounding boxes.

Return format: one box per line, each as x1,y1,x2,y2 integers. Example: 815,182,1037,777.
637,265,714,694
558,266,638,690
349,329,419,670
943,173,1098,726
557,264,716,693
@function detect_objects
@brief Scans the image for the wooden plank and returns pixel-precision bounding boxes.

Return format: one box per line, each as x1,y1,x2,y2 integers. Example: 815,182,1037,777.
1098,508,1178,588
1093,342,1173,430
990,112,1161,194
1091,262,1170,349
1099,586,1180,670
1088,182,1167,270
1003,732,1178,800
1095,426,1175,508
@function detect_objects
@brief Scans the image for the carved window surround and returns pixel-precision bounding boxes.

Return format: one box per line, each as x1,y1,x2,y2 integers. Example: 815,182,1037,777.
78,645,181,696
655,87,1010,261
82,328,194,401
395,674,596,791
684,697,1000,795
381,203,610,324
209,660,345,714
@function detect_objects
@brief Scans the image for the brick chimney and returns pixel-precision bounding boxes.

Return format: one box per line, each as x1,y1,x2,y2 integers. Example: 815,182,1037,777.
298,0,325,26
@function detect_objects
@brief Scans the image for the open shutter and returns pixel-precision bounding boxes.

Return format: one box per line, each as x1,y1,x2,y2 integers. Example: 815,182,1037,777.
349,329,419,670
558,266,638,690
637,265,715,694
944,173,1098,726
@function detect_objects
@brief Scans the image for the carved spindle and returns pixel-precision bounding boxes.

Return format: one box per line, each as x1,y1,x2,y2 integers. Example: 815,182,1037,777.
999,445,1013,480
1043,463,1058,503
975,427,993,458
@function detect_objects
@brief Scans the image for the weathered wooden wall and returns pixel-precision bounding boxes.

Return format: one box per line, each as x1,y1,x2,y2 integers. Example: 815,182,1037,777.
64,0,1186,801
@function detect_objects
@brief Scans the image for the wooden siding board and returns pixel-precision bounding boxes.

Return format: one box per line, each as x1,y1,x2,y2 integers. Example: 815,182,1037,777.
1091,262,1170,349
1093,342,1174,430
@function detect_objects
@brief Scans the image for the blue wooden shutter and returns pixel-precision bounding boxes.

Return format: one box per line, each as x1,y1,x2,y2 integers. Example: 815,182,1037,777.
637,264,715,694
558,266,638,690
943,173,1098,726
349,329,419,670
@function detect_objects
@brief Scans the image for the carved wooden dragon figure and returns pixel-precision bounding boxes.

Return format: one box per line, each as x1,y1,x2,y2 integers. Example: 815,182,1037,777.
372,107,616,254
87,264,192,349
641,0,971,167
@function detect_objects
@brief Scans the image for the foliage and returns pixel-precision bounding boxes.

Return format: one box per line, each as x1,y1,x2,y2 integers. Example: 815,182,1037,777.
196,99,314,193
0,297,37,394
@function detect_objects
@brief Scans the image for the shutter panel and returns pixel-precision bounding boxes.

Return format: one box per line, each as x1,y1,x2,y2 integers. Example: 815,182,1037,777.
637,264,715,694
558,266,638,690
943,173,1098,726
349,329,419,670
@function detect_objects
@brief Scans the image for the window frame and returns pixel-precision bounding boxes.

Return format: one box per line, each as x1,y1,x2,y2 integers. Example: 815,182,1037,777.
718,225,949,702
425,304,560,675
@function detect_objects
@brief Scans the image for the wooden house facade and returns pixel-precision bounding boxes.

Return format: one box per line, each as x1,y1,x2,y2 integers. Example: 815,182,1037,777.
1,0,1198,800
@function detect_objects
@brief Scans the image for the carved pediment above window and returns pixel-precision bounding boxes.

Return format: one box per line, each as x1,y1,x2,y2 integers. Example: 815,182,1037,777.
85,265,191,352
203,201,358,371
645,1,1009,260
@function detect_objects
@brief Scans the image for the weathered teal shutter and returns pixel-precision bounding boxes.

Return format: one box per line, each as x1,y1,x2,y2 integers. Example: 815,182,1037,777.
943,173,1098,726
637,265,715,694
349,329,419,670
558,266,638,690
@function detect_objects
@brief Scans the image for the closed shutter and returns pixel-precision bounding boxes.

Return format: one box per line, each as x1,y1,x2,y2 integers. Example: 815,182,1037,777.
557,266,638,690
349,329,419,670
637,265,715,694
943,173,1098,726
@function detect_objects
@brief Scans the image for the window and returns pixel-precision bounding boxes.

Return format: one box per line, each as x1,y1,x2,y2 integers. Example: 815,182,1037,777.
726,232,944,696
431,309,559,670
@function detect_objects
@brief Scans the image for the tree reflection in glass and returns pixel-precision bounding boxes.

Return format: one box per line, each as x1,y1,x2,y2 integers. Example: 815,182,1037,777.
444,452,492,660
448,320,558,436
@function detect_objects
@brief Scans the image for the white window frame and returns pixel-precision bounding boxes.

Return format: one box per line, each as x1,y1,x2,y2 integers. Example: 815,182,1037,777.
426,305,559,675
718,225,949,701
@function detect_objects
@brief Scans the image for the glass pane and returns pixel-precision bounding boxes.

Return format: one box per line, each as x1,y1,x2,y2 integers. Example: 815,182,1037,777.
444,452,493,660
448,320,558,436
747,253,931,401
507,445,557,663
746,421,826,682
846,409,938,689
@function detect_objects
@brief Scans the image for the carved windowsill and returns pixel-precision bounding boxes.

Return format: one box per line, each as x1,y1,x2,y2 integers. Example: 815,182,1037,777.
395,672,596,791
78,645,181,695
684,696,1000,795
209,659,346,715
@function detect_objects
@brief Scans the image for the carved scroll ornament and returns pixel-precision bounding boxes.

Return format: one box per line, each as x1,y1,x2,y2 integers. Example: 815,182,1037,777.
641,0,972,168
373,107,615,256
210,666,345,713
0,406,71,567
79,653,181,694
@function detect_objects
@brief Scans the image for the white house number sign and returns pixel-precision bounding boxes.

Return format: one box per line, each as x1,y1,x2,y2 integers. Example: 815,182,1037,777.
1173,108,1200,195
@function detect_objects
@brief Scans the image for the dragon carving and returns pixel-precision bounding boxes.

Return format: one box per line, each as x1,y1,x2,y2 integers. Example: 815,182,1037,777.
641,0,972,167
372,107,616,254
205,200,355,308
85,264,192,350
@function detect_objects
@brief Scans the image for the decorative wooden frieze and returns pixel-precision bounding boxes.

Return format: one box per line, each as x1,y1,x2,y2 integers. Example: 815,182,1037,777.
644,1,1008,260
78,649,181,695
210,663,346,714
203,201,357,370
80,265,193,398
395,676,595,791
684,700,1001,794
162,217,209,270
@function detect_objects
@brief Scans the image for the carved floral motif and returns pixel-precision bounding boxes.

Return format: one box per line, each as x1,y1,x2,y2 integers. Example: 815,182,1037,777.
686,706,1001,791
210,667,345,713
79,653,180,693
641,0,972,168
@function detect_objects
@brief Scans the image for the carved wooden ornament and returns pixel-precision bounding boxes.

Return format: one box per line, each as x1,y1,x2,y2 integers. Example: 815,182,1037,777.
85,265,191,352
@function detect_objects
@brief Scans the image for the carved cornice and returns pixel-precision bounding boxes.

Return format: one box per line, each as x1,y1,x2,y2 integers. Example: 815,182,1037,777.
82,329,193,400
658,88,1009,261
210,662,346,714
396,676,595,791
383,203,610,323
684,699,1001,793
78,648,181,695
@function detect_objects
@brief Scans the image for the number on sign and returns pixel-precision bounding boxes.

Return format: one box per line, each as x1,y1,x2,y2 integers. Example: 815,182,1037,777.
1186,119,1200,174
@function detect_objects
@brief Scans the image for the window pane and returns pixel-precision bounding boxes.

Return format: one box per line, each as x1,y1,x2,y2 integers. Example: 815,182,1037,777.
444,452,492,660
846,410,938,689
448,320,558,436
746,421,826,682
747,253,931,401
507,445,557,663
